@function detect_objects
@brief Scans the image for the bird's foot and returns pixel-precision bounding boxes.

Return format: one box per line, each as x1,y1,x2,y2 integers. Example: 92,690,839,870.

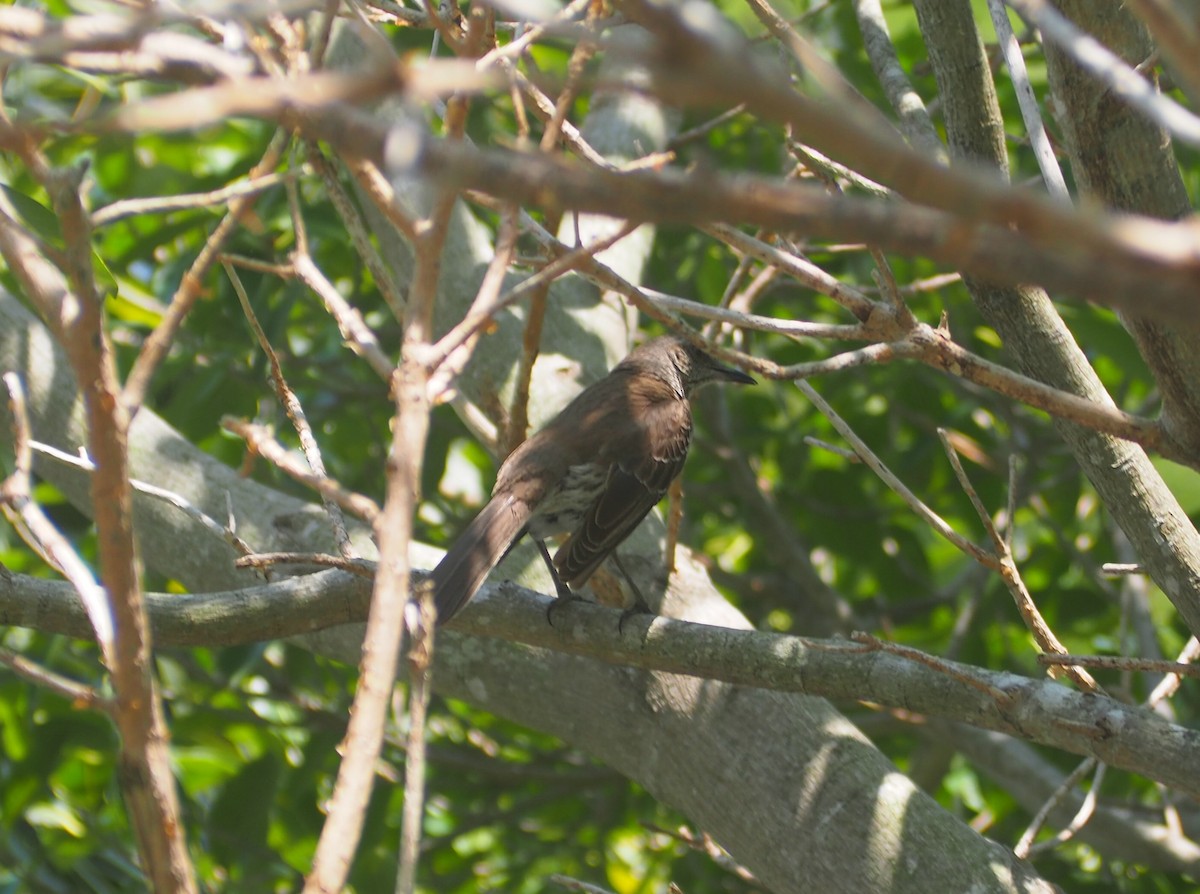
617,597,654,634
546,591,588,627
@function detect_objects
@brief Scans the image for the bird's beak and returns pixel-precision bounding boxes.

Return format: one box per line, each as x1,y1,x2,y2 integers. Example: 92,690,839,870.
713,360,756,386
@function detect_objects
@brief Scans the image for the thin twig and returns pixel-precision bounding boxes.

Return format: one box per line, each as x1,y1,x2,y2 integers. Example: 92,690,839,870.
221,417,382,524
938,429,1005,553
1148,637,1200,705
310,0,340,70
703,223,879,321
0,286,116,657
798,380,998,567
234,552,376,577
218,254,295,277
851,632,1013,702
868,248,916,327
1026,762,1107,857
642,823,760,884
290,253,395,381
396,590,436,894
1014,756,1100,858
508,218,554,453
938,429,1098,693
344,156,419,244
985,0,1068,198
30,439,255,555
225,257,354,559
899,328,1163,452
427,204,523,406
669,104,748,148
475,0,591,68
305,145,405,316
420,0,465,55
1101,563,1144,576
1038,653,1200,679
92,169,297,227
123,129,289,414
787,140,893,198
0,645,110,710
105,58,497,134
547,875,618,894
615,288,866,341
429,220,640,375
538,0,598,155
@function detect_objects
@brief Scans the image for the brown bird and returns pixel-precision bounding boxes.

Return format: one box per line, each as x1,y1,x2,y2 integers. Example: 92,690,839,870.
429,335,755,626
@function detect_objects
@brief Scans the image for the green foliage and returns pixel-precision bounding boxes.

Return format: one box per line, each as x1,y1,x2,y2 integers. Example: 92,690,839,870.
2,2,1198,892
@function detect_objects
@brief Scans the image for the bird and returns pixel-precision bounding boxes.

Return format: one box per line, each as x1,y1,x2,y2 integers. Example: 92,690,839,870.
427,334,755,626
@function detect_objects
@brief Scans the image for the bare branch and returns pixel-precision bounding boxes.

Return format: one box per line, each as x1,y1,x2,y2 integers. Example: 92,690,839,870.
1038,653,1200,679
0,160,197,889
31,439,255,555
303,46,474,894
985,0,1069,197
0,262,116,655
221,417,382,524
6,568,1199,799
235,552,376,577
0,645,110,711
1005,0,1200,147
290,253,396,381
304,146,405,317
226,258,354,559
93,169,297,226
798,380,998,566
937,430,1098,692
853,0,947,161
123,130,289,413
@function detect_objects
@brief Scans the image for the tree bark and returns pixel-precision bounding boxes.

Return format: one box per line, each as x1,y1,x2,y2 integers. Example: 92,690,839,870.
1043,0,1200,456
913,0,1200,641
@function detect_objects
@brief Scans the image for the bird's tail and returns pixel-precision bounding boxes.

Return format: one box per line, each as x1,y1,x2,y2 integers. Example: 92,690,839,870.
428,494,528,625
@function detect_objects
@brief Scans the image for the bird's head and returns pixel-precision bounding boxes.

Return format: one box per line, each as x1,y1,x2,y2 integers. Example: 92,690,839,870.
630,335,756,396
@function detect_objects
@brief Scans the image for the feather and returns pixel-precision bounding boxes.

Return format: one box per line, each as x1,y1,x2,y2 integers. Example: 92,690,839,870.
428,493,530,624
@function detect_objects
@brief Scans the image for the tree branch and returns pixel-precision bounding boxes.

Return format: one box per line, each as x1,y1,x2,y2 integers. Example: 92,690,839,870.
3,567,1196,803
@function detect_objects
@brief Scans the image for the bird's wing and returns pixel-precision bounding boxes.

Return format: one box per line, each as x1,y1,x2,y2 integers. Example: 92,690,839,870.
554,400,691,586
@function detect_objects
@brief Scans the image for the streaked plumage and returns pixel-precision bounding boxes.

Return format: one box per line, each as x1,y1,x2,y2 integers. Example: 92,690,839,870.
429,335,755,625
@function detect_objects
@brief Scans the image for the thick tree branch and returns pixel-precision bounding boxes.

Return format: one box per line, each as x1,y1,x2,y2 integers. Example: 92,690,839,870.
3,568,1196,804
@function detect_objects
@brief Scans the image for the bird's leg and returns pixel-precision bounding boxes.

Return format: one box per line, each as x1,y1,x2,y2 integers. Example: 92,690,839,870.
610,551,654,633
534,538,573,599
535,538,586,625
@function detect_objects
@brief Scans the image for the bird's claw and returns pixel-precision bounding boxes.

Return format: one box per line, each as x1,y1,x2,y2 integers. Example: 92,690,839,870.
546,591,587,627
617,598,653,634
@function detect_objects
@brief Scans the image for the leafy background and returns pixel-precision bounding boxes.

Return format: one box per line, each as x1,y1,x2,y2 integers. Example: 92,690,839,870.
2,0,1199,892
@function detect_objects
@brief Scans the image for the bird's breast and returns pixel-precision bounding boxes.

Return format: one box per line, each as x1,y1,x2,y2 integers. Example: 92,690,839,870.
525,462,609,538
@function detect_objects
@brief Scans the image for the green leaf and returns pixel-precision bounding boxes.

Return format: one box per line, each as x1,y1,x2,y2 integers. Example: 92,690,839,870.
0,186,60,242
